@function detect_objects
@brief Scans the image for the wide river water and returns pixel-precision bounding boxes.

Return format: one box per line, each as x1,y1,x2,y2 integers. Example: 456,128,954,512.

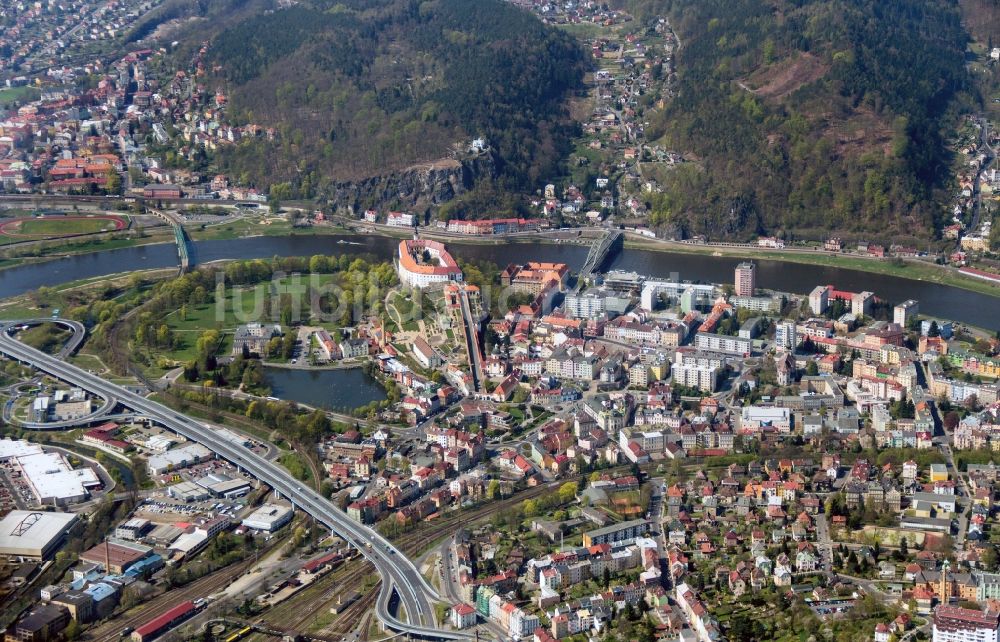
1,234,998,329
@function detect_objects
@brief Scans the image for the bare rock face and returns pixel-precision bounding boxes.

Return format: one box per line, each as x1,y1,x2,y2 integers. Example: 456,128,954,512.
326,152,497,216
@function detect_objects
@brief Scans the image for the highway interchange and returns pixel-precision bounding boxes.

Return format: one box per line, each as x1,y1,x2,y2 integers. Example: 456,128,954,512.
0,319,471,641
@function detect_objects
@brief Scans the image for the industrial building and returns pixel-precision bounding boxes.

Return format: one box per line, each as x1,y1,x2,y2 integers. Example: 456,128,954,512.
0,439,44,461
0,511,79,559
146,443,213,475
79,539,154,574
242,503,294,532
131,600,197,642
13,452,101,506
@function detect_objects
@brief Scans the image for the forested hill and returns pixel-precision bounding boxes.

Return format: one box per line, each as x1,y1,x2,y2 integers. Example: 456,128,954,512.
202,0,586,199
642,0,971,243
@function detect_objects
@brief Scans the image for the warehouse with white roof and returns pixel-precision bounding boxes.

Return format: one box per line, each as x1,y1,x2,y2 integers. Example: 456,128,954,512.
242,503,293,532
147,443,213,475
15,452,100,505
0,439,44,461
0,511,78,559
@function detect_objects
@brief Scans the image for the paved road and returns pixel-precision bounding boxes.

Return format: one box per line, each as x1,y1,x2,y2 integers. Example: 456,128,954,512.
0,320,469,641
457,288,484,393
437,534,506,640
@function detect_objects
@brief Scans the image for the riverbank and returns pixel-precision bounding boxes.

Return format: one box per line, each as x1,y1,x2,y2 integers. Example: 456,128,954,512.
0,230,173,273
0,223,996,327
621,235,1000,300
327,220,1000,300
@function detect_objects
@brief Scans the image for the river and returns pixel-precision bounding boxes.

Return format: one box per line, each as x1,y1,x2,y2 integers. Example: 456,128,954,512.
0,234,997,328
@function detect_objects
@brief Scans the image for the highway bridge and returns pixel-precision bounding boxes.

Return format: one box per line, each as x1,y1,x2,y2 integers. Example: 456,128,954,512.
578,229,623,283
0,320,470,641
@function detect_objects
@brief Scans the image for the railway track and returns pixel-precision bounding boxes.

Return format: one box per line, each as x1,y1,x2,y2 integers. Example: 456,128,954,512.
393,482,553,556
86,556,256,642
263,485,559,634
323,586,379,638
256,555,377,636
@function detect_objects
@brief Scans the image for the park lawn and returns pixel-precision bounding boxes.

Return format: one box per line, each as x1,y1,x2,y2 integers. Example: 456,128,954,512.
556,21,607,39
187,216,296,240
278,451,312,482
15,216,125,236
165,273,342,333
155,274,343,366
68,353,107,372
0,86,41,105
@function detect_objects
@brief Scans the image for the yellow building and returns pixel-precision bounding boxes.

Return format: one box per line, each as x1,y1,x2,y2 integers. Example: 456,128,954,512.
650,361,671,381
929,463,949,482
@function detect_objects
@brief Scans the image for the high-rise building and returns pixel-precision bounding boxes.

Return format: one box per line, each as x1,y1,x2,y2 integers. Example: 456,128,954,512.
932,605,999,642
894,300,919,326
809,286,829,316
775,321,797,349
734,262,756,297
851,291,875,317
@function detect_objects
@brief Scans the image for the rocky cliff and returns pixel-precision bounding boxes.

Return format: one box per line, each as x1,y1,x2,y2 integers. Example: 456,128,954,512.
325,151,498,217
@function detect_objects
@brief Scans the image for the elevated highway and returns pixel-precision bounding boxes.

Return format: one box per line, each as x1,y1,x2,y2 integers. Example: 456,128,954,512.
3,319,118,429
0,320,470,640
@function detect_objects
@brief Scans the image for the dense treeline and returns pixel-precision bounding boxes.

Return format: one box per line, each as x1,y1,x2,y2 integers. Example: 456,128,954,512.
204,0,585,197
639,0,970,242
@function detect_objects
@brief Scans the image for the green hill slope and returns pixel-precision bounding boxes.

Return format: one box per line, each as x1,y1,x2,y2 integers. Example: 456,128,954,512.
641,0,971,242
202,0,586,202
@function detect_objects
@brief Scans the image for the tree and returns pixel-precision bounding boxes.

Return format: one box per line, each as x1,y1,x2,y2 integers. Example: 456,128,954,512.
557,482,577,505
928,320,940,337
983,545,999,572
805,360,819,376
64,620,80,641
104,168,122,195
156,324,173,349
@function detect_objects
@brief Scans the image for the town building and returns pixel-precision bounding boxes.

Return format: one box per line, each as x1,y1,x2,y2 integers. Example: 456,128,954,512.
232,323,282,356
734,262,756,297
809,286,829,315
396,239,463,289
672,362,718,393
932,605,1000,642
694,332,751,356
894,300,919,326
501,262,570,294
582,519,649,547
775,321,797,349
